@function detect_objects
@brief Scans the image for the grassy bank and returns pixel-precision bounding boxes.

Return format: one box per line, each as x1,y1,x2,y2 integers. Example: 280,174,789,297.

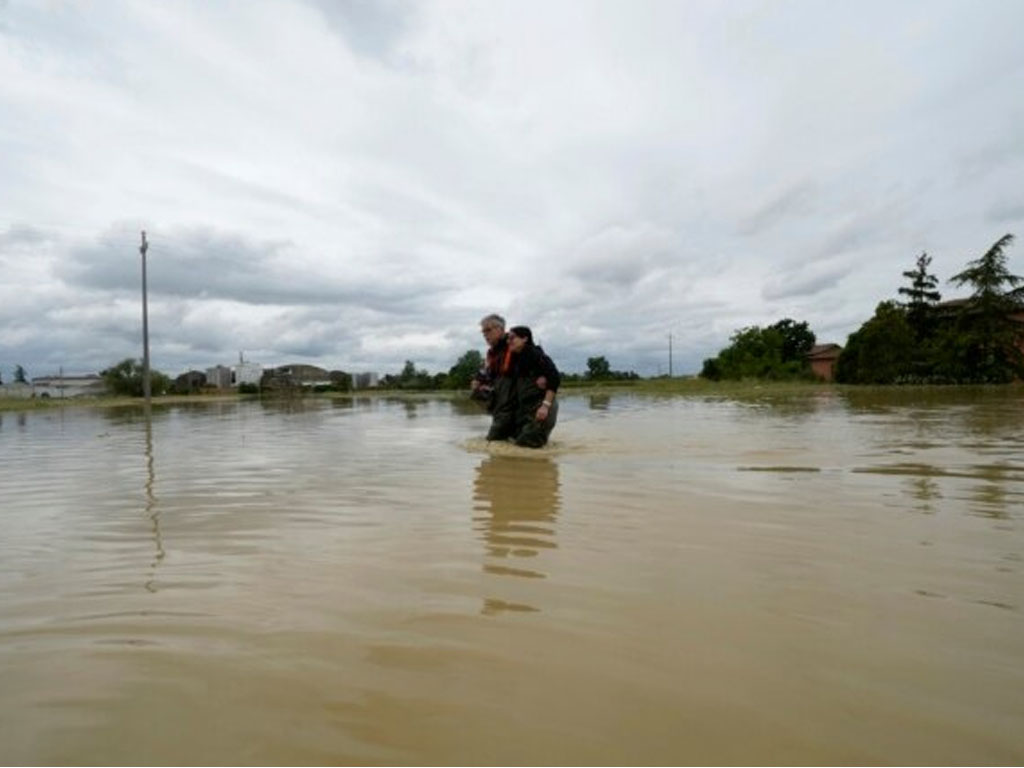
0,393,243,413
4,378,1020,414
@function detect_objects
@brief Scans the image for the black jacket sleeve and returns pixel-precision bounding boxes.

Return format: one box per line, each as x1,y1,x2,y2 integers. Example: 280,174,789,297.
533,346,561,392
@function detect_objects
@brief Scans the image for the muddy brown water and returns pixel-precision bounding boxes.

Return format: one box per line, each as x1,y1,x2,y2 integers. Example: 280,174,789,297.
1,390,1022,765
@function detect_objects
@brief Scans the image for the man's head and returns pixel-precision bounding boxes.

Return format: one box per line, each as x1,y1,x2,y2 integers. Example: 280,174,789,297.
479,313,506,348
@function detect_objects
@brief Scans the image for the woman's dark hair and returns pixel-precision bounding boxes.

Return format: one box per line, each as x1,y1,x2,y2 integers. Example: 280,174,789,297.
509,325,534,345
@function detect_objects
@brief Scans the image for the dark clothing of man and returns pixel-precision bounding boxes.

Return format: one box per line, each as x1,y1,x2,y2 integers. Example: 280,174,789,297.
483,339,518,441
472,335,509,413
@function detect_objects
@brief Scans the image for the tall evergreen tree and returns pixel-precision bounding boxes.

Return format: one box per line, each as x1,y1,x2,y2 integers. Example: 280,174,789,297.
948,233,1023,381
898,252,941,340
949,234,1022,303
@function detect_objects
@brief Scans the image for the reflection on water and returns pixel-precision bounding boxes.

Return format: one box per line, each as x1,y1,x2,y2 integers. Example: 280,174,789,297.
908,475,942,514
143,413,164,593
1,390,1023,764
473,456,560,614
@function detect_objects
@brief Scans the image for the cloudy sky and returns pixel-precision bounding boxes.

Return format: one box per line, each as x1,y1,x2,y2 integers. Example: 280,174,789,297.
1,0,1022,379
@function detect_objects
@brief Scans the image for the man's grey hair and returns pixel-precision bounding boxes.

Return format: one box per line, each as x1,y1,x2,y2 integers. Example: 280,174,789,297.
480,313,505,329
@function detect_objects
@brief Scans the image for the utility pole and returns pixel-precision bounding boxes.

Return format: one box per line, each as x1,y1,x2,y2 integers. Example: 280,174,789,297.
668,332,673,378
140,230,151,405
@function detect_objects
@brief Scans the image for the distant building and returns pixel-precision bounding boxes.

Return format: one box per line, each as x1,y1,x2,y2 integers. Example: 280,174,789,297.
353,372,379,389
172,370,208,394
232,361,263,387
0,381,33,399
274,364,331,387
206,365,233,389
31,374,105,399
807,344,843,381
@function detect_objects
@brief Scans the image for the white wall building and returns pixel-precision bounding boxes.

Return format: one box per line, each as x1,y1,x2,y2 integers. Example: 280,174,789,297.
30,374,105,398
232,362,263,387
0,382,34,399
354,372,379,389
206,365,232,389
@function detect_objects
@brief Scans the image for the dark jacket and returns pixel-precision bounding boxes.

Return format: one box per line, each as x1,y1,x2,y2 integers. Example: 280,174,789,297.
472,335,509,413
510,344,560,447
512,344,560,396
485,339,561,445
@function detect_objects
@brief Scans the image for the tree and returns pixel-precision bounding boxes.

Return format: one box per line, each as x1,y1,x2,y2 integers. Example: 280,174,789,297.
769,319,816,363
101,358,170,397
700,319,816,381
397,360,432,390
447,350,484,389
835,301,916,384
898,252,941,340
700,357,722,381
586,356,611,380
949,234,1022,303
947,233,1024,382
14,365,27,384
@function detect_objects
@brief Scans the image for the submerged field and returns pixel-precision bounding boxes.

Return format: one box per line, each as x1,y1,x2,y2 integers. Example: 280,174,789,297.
1,388,1022,764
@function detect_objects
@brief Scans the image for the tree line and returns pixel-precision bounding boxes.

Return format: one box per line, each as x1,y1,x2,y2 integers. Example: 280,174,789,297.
699,233,1022,384
700,319,817,381
54,349,639,400
377,353,639,391
837,233,1022,383
0,365,29,386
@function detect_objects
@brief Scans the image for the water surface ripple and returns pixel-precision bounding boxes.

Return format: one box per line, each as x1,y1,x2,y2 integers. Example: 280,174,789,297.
1,390,1022,764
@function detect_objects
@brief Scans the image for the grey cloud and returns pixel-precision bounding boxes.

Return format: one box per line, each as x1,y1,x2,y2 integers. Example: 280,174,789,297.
66,227,455,314
305,0,416,61
5,2,1024,379
175,162,328,220
563,224,686,289
987,201,1024,224
0,223,50,249
762,261,852,301
958,137,1024,185
737,181,817,237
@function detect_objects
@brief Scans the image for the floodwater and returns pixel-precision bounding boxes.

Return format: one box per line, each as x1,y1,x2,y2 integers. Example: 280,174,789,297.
1,389,1022,765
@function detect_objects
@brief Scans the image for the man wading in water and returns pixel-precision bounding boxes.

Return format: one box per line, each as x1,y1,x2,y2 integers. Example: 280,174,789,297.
471,314,560,448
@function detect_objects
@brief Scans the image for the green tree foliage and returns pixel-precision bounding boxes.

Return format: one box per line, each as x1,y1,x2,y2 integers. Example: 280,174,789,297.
837,233,1022,384
396,360,433,390
573,355,638,383
947,233,1024,382
700,318,816,380
100,358,170,397
447,350,484,389
326,370,352,391
14,365,27,383
771,319,816,362
898,252,941,340
835,302,916,383
586,356,611,380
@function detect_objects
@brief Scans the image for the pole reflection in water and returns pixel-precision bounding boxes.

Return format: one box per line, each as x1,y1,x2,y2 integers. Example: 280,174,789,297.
472,455,560,616
143,408,164,593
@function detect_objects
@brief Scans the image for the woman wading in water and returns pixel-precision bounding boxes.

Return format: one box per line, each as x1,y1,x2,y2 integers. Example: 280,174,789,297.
487,325,560,448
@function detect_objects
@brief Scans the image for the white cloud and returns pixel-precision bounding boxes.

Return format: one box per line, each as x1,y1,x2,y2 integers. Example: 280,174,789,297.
1,0,1023,380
